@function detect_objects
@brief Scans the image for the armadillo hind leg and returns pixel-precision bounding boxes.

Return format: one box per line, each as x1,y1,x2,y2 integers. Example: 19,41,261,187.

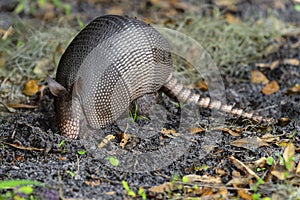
130,93,159,119
163,73,277,124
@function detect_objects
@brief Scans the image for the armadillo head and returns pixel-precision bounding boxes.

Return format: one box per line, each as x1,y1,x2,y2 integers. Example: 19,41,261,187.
47,76,82,139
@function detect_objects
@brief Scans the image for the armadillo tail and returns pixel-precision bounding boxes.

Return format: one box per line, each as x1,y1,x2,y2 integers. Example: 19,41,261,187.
163,74,276,123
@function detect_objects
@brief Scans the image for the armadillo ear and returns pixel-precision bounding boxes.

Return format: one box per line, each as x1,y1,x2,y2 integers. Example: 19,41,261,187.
47,76,68,97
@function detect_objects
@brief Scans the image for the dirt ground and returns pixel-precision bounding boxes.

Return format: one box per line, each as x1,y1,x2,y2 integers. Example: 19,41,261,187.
0,0,300,199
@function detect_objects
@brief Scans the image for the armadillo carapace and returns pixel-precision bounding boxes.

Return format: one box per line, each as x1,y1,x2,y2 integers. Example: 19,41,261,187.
47,15,275,139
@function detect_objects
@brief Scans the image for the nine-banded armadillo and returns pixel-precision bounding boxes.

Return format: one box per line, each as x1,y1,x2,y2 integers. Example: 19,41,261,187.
47,15,275,139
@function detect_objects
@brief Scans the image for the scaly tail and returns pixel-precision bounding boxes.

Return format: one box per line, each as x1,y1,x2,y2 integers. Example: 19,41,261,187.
162,74,276,123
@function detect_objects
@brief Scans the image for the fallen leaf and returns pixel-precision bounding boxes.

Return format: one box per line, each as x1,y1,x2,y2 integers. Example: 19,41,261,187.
214,0,238,6
2,26,14,40
149,182,173,193
201,188,214,197
261,133,280,143
105,191,116,195
254,157,267,168
256,63,270,68
232,170,241,177
217,188,228,198
195,81,208,91
160,128,177,136
183,174,222,184
271,165,287,180
264,43,280,56
286,84,300,94
6,103,38,109
291,41,300,49
226,177,250,186
85,180,101,187
58,157,66,161
229,156,260,180
276,140,291,147
230,137,269,151
215,168,227,176
283,143,295,172
120,133,130,149
262,80,280,95
277,117,291,126
222,128,241,137
296,162,300,174
225,13,241,24
283,58,299,66
251,70,269,84
189,127,205,134
270,60,280,70
237,189,252,200
97,135,115,149
23,80,39,96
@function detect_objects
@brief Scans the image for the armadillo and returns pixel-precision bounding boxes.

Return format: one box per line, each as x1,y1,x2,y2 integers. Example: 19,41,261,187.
47,15,275,139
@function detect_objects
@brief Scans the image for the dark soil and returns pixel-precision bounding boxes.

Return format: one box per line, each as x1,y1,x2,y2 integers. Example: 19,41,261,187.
1,1,299,199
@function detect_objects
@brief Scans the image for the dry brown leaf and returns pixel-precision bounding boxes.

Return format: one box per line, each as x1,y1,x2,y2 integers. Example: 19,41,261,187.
2,26,14,40
97,135,115,149
262,80,280,95
276,140,290,147
264,43,280,56
120,133,130,149
225,13,241,24
195,81,208,91
191,187,209,195
271,166,287,180
261,133,280,143
229,156,260,180
58,156,66,161
6,103,38,109
215,168,227,176
160,128,176,136
296,162,300,174
254,157,267,168
270,60,280,70
291,41,300,49
283,143,295,172
23,80,39,96
286,84,300,94
183,174,222,184
222,128,240,137
230,137,269,150
189,127,205,134
149,182,173,193
256,63,270,68
85,180,101,187
217,188,228,198
283,58,300,66
237,189,252,200
202,188,215,197
214,0,238,6
256,61,279,70
226,177,250,186
105,191,116,196
232,170,241,177
251,70,269,84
